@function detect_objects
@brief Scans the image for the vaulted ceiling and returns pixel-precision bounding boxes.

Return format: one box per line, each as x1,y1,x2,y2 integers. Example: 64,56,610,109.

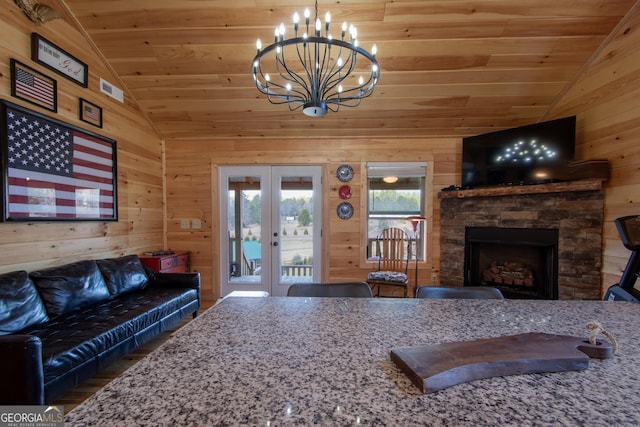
61,0,639,140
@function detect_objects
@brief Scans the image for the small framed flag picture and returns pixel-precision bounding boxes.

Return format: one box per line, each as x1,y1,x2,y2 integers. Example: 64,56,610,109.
10,59,57,112
79,98,102,128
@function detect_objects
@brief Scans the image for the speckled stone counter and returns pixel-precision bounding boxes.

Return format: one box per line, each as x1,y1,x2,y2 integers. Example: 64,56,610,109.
66,298,640,426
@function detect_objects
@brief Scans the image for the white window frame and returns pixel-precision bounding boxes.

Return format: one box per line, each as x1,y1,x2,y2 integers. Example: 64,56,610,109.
365,162,428,263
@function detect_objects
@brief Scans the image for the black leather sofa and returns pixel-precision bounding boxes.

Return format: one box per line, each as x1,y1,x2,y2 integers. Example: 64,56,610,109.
0,254,200,405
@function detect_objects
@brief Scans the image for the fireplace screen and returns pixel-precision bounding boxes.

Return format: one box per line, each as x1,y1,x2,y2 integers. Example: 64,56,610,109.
464,227,559,299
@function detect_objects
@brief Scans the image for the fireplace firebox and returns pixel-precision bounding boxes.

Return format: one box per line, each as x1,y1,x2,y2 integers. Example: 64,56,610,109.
464,227,559,299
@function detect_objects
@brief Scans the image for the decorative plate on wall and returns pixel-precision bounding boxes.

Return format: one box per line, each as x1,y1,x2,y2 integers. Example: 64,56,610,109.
337,201,354,220
338,185,352,199
336,164,354,182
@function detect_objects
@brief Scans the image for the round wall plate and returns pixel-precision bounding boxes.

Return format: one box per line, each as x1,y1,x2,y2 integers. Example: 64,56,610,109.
338,185,352,200
336,164,354,182
337,202,354,219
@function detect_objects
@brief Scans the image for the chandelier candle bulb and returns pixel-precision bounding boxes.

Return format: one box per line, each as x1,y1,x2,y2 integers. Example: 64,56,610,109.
250,0,380,116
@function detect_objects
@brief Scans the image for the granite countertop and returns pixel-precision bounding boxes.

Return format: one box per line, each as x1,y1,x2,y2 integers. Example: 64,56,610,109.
66,298,640,426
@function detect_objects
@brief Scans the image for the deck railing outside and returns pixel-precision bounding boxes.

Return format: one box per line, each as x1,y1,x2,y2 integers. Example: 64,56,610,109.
281,265,312,277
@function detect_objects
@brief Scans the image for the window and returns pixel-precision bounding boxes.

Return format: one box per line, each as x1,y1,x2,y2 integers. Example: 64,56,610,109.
366,162,427,261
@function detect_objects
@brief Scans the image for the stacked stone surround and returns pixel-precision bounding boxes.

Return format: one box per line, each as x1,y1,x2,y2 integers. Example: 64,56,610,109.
439,180,604,300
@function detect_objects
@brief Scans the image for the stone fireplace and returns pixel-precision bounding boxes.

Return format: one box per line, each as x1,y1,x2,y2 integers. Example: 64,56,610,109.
439,180,605,300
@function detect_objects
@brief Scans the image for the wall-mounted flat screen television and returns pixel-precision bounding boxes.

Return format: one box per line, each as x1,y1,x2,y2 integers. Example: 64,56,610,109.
461,116,576,189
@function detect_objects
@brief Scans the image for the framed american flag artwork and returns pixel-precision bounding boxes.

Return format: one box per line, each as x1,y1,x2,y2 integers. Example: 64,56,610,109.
79,98,102,128
10,59,57,112
1,100,117,221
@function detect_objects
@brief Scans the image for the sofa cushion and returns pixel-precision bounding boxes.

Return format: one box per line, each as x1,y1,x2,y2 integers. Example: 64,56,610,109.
30,260,111,317
20,287,199,383
96,255,149,296
0,271,49,335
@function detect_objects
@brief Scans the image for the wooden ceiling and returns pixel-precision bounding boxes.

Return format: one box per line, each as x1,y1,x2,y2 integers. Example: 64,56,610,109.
60,0,639,140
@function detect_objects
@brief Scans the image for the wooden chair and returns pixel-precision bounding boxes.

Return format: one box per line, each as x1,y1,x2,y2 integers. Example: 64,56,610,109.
367,227,410,297
287,282,373,298
416,286,504,299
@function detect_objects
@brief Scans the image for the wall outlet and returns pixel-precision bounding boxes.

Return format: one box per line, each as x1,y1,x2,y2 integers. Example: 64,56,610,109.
180,219,190,229
431,273,438,282
192,219,202,229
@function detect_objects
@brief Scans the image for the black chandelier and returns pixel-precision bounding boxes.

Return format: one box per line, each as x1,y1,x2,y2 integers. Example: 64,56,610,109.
251,1,380,117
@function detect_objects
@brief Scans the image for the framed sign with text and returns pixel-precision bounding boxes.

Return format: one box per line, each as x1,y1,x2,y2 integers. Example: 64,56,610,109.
1,100,117,221
31,33,88,87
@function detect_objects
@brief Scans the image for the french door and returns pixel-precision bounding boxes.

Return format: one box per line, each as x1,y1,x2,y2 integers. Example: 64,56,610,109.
219,166,322,297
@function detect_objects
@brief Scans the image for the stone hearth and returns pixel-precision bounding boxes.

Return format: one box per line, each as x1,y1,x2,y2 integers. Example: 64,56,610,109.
439,180,604,300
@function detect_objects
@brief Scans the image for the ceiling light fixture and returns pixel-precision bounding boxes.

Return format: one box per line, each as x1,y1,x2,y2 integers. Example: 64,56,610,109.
382,176,398,183
251,0,380,117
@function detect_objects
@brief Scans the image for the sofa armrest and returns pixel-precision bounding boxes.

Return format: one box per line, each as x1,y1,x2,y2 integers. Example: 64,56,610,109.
0,335,44,405
148,271,200,291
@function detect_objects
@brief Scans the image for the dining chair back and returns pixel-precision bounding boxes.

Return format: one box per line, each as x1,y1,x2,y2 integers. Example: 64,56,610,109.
367,227,410,297
416,286,504,299
287,282,374,298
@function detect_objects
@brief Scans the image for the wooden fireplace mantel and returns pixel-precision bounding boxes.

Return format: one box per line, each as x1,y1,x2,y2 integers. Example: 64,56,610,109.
438,179,605,200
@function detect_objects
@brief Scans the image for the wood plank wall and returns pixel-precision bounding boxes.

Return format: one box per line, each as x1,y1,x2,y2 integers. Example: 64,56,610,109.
0,0,164,274
164,139,458,301
166,4,640,301
547,5,640,294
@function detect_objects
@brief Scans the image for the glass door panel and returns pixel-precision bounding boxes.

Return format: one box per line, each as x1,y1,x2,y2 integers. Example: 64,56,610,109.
220,167,271,297
271,167,319,295
228,176,263,283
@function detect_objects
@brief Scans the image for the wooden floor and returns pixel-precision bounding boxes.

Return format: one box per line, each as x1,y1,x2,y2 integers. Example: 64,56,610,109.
53,299,215,413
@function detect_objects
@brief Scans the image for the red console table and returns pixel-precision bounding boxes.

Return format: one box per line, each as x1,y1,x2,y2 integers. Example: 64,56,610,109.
140,251,190,273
